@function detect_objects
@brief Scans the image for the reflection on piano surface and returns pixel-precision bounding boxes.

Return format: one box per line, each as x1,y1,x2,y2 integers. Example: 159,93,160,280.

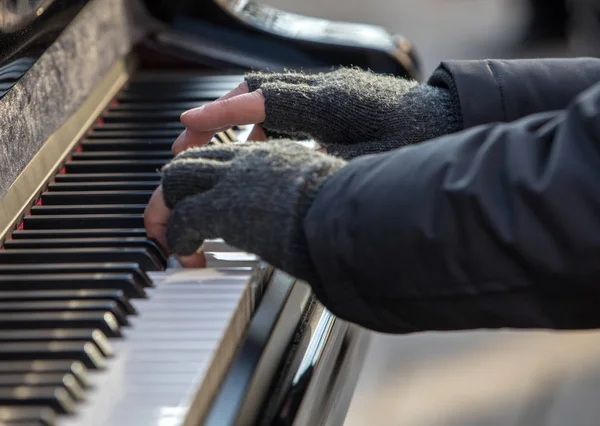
0,0,420,425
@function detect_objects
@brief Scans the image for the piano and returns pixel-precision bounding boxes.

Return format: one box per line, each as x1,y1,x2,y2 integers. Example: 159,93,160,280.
0,1,420,425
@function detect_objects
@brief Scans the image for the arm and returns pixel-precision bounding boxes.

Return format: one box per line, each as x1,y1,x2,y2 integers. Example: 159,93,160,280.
304,81,600,333
430,57,600,128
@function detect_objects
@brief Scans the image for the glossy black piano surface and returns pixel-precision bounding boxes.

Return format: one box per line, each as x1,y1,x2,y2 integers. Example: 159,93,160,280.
0,0,91,98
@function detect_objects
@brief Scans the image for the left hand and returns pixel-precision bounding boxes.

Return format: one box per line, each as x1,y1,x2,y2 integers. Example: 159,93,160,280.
144,141,346,275
172,81,267,155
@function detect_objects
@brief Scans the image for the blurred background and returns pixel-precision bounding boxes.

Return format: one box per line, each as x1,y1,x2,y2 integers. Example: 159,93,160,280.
260,0,600,425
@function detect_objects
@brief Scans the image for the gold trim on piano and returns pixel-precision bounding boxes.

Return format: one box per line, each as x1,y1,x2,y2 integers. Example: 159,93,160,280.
0,55,137,242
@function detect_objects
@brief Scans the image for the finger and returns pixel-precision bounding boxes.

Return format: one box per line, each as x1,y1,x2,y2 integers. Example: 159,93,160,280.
172,129,224,155
215,81,249,102
144,186,171,253
177,251,207,268
180,90,265,132
246,124,267,142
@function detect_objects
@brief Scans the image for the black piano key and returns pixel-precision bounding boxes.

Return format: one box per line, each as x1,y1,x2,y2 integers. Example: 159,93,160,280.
0,386,76,414
0,341,105,369
3,238,166,266
0,263,151,289
0,374,85,401
70,151,171,161
85,130,181,140
30,205,147,215
10,229,147,240
117,89,228,102
54,173,159,182
0,273,148,298
125,78,240,90
103,110,185,123
65,160,166,173
109,101,207,112
224,128,238,142
22,214,144,229
0,405,56,426
47,181,159,191
41,191,153,205
0,361,88,388
79,139,174,152
0,329,113,357
0,301,129,326
130,73,242,84
92,122,183,131
0,290,135,315
0,313,121,339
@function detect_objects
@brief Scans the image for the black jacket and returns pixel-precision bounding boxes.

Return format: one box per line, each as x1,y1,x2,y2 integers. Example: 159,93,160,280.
303,58,600,333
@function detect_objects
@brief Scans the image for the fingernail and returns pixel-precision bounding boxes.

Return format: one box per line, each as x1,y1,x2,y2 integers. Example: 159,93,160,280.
181,105,205,119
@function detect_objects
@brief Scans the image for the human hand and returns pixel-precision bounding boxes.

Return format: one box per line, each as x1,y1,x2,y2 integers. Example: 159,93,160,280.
172,82,268,155
174,68,460,160
144,141,346,277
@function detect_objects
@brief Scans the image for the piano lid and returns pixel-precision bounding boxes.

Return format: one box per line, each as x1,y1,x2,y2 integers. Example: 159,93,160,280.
0,0,91,99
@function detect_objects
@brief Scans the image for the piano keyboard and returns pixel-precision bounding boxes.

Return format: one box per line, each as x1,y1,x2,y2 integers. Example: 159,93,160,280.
0,71,265,426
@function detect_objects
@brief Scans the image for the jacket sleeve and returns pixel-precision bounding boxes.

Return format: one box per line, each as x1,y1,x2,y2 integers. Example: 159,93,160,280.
303,81,600,334
428,57,600,129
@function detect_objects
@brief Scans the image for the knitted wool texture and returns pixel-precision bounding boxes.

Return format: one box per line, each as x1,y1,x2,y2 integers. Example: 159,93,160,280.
245,68,462,159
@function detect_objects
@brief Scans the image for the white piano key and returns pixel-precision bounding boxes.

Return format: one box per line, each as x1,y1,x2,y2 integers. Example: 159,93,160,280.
60,260,258,426
200,239,240,252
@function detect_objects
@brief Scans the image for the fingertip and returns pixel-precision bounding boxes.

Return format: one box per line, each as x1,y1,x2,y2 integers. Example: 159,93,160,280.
172,130,187,155
177,252,207,268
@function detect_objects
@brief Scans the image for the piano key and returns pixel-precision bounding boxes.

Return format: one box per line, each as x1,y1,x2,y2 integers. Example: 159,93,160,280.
41,191,153,205
103,110,186,123
2,239,166,266
0,341,105,369
201,239,240,252
0,301,127,326
0,374,85,401
84,130,181,140
54,173,160,182
0,263,151,290
224,128,238,142
0,386,76,414
92,122,183,131
0,290,135,316
0,313,121,339
0,405,56,426
79,139,174,152
22,214,145,230
46,181,159,191
0,273,147,298
109,101,208,112
125,80,241,91
10,229,147,240
214,131,234,144
117,89,229,102
130,73,243,83
0,361,88,388
70,151,171,161
64,160,167,173
0,329,113,357
30,205,147,215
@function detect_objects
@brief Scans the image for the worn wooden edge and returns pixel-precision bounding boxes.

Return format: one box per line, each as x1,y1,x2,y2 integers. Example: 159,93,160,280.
0,55,136,243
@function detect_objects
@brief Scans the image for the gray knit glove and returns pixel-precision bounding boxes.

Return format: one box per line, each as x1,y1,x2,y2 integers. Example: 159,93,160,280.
245,68,462,159
162,140,346,281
